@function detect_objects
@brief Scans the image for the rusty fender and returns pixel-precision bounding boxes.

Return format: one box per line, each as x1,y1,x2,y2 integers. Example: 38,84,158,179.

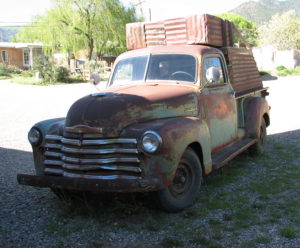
122,117,212,188
243,97,270,138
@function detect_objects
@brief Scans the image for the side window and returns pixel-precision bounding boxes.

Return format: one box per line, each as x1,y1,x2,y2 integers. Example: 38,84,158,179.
1,50,8,63
24,50,30,66
202,57,225,85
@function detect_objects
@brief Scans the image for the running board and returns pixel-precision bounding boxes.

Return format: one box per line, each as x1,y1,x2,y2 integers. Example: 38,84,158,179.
212,138,257,170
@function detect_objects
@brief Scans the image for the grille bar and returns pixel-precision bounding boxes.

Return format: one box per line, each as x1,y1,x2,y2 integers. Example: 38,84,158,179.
44,168,141,180
43,133,142,178
44,160,142,173
45,135,138,146
61,146,138,155
45,144,138,155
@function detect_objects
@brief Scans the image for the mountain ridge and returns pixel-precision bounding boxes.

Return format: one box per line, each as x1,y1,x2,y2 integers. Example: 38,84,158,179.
229,0,300,25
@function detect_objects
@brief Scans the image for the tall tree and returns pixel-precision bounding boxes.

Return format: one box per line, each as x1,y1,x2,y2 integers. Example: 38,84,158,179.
16,0,139,60
217,13,259,46
259,10,300,50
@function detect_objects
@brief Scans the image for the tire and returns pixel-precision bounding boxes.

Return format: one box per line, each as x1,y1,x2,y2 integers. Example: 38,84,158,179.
157,148,202,212
249,118,267,156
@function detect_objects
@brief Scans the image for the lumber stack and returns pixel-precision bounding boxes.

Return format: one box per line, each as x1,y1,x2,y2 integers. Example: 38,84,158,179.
126,14,234,50
222,47,263,94
126,14,263,95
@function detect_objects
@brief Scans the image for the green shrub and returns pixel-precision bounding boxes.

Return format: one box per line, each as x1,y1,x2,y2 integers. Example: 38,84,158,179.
34,56,71,83
0,71,9,76
0,63,22,75
276,65,286,71
276,65,300,76
85,60,108,74
68,74,84,82
21,70,34,77
55,66,69,82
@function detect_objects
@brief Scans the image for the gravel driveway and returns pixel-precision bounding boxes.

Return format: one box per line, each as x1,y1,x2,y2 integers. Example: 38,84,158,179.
0,77,299,248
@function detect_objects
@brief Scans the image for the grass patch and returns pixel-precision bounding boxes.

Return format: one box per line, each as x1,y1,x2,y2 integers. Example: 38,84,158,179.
280,226,298,239
255,235,271,244
276,65,300,76
0,75,11,80
42,140,300,247
190,235,222,248
160,237,183,248
10,75,85,85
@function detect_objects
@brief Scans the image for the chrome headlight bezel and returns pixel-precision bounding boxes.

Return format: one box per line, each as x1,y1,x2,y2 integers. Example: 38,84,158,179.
141,130,162,153
28,127,42,146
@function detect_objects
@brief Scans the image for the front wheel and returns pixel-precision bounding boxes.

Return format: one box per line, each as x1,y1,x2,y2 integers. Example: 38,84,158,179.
157,148,202,212
249,118,267,155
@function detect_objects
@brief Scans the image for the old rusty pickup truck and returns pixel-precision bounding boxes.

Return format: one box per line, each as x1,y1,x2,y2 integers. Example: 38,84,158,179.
18,14,270,212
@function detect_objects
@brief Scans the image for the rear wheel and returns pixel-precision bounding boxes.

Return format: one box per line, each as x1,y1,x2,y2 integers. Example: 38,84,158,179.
157,148,202,212
249,118,267,155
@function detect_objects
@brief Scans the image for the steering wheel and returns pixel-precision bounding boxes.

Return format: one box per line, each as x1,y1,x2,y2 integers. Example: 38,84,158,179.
170,71,194,82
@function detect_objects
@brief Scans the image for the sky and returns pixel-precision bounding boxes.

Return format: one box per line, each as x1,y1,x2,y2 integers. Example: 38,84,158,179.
0,0,258,26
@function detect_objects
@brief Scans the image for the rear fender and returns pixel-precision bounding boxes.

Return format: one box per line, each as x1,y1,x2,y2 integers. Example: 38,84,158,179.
243,97,269,138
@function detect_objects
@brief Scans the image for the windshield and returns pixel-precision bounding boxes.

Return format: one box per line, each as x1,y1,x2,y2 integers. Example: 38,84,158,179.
110,54,196,86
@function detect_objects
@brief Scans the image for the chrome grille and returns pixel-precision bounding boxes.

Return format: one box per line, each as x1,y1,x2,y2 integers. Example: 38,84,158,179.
43,133,142,180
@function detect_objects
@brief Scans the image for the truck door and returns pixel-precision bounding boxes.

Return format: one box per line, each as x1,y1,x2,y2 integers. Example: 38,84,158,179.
200,55,238,151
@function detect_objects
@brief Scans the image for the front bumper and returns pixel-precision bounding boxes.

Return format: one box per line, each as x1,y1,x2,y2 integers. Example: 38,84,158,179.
17,174,161,192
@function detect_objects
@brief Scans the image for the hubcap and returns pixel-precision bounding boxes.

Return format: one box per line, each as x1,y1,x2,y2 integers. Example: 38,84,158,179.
169,162,193,198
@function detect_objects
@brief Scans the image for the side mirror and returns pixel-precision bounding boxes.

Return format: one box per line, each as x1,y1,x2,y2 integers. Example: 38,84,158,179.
90,72,101,86
206,67,220,83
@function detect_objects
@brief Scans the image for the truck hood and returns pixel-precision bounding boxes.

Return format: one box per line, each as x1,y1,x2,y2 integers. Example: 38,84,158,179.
65,83,198,137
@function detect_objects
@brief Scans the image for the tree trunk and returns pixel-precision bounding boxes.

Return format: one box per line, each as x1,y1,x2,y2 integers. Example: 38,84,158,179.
88,38,94,61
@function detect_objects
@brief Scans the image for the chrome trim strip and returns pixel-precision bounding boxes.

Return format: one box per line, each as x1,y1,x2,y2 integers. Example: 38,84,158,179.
61,138,81,146
82,139,137,145
61,156,140,164
44,160,63,166
62,163,142,173
61,137,137,146
61,146,138,154
45,143,62,149
44,160,142,173
45,135,137,146
45,151,63,158
44,168,63,175
62,172,142,180
45,135,62,141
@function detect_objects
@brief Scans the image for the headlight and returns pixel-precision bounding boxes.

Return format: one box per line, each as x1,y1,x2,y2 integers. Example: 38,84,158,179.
141,131,162,153
28,128,42,145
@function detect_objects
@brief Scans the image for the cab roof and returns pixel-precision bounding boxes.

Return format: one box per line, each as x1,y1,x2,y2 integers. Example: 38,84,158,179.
117,45,223,61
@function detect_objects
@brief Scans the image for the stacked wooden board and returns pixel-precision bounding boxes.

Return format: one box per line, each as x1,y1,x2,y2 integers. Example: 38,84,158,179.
222,47,263,94
126,14,234,50
126,14,263,95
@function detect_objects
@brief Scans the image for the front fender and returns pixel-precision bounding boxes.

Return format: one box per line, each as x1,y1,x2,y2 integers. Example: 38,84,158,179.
121,117,211,188
244,97,270,138
31,118,65,175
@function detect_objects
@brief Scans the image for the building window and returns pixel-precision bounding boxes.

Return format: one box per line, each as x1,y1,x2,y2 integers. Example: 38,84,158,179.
24,50,30,66
1,50,8,63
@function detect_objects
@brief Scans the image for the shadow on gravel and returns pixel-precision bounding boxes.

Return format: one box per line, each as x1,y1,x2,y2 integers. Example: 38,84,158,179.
2,128,300,218
261,74,278,81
